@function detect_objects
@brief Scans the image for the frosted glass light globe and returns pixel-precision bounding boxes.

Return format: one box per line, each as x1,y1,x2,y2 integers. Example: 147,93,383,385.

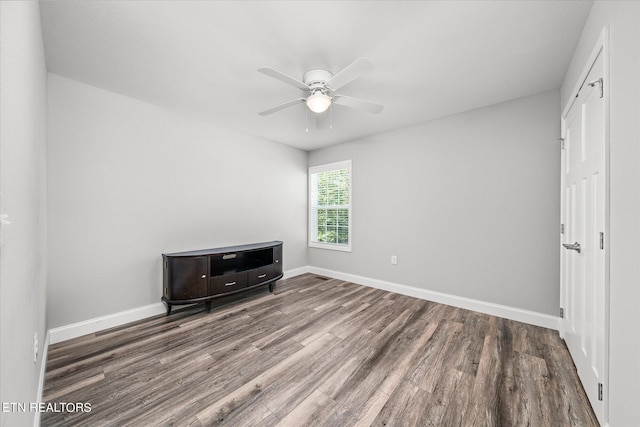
306,92,331,113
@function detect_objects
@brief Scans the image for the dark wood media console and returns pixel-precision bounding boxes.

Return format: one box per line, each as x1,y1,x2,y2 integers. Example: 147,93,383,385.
161,241,283,315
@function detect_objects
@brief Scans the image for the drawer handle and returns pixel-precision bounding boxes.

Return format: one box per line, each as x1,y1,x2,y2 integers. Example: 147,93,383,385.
201,275,206,279
225,281,237,286
258,274,267,279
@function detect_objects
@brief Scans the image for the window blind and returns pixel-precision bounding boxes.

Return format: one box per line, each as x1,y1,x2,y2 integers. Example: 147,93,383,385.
309,160,352,251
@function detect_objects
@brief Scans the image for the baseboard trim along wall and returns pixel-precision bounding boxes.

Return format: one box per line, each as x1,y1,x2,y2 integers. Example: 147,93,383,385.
48,302,167,345
47,267,312,345
307,266,561,331
282,266,309,280
48,266,560,346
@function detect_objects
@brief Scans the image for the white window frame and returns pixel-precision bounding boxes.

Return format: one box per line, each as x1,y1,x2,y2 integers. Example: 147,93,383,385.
308,160,352,252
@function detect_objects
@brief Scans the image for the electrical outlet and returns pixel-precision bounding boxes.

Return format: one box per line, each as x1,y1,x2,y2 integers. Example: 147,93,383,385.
33,332,38,363
391,255,397,265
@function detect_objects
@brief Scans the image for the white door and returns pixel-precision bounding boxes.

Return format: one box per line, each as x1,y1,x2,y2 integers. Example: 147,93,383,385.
561,49,607,423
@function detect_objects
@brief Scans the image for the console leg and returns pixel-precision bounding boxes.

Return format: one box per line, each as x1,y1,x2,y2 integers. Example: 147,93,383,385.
166,304,172,316
205,301,212,313
269,283,274,293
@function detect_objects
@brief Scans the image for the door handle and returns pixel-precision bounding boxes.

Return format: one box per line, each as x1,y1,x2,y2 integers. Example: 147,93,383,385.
562,242,581,254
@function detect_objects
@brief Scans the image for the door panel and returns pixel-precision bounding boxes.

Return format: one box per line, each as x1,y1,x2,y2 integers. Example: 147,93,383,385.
561,50,606,423
167,256,208,299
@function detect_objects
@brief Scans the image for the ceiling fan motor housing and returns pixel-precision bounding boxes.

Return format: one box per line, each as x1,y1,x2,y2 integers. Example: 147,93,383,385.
304,69,333,92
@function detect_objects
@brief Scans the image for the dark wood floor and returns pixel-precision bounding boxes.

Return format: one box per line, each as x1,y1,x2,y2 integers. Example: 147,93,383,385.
42,274,598,426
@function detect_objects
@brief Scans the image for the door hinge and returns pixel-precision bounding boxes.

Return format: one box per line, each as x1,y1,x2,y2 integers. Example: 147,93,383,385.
589,78,604,99
558,138,565,149
560,308,564,318
598,383,603,401
561,224,565,234
600,232,604,250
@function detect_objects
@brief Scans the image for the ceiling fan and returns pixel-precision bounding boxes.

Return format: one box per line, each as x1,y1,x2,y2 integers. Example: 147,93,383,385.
257,58,384,117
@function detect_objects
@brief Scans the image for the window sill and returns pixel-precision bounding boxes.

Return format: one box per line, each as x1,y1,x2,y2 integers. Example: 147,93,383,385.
309,242,352,252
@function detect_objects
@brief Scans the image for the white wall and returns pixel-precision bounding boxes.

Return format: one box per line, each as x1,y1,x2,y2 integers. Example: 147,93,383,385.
47,74,308,329
309,90,561,316
0,2,49,426
561,2,640,425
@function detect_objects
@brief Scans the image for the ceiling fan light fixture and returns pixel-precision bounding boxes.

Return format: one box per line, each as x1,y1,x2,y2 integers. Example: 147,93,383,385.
258,58,383,118
306,91,332,113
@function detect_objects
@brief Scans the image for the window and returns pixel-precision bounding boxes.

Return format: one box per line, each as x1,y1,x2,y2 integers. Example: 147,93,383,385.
309,160,352,252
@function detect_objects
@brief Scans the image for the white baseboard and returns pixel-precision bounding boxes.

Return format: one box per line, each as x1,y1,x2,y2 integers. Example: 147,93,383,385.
48,302,167,345
282,266,310,279
48,267,308,344
34,331,50,427
307,266,561,331
48,266,559,345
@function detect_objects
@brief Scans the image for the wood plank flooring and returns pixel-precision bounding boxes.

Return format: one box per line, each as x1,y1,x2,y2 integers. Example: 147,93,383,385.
42,274,599,426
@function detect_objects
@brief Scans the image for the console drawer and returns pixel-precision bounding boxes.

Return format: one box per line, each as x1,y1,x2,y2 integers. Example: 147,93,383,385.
210,272,247,294
248,265,275,286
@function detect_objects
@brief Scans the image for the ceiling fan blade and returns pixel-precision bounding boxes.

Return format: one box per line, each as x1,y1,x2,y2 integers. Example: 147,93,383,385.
258,67,309,91
258,98,306,116
333,95,384,114
325,58,374,91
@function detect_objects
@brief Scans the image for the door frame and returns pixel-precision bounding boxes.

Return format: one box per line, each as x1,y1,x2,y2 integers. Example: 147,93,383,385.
560,27,610,424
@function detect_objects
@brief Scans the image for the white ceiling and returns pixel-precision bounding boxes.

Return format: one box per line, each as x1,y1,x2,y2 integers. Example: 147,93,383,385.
40,1,593,151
